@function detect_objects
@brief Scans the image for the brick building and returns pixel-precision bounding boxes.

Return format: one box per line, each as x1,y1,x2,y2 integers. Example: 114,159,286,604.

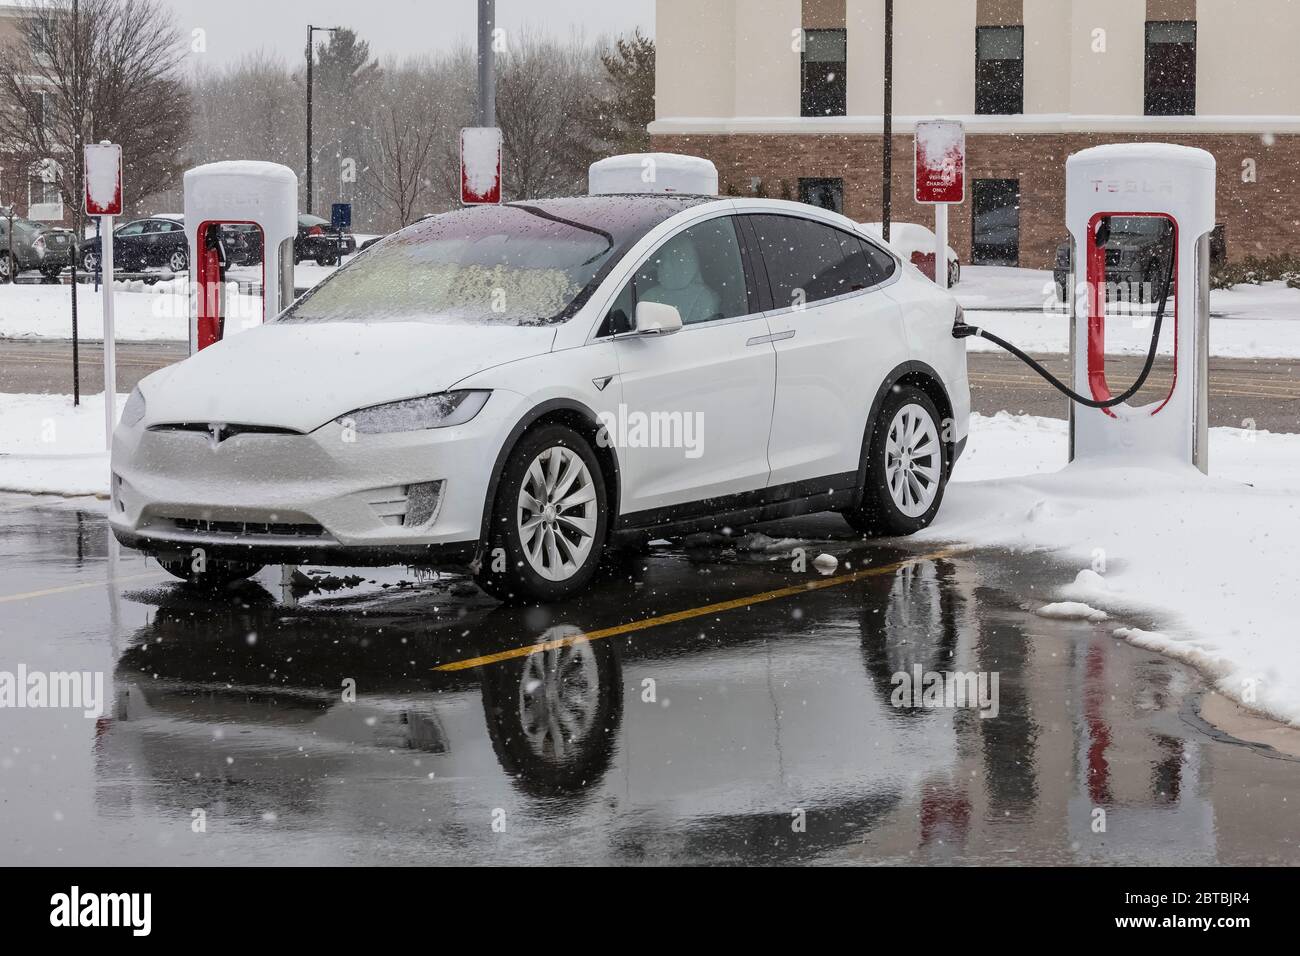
0,0,67,225
650,0,1300,269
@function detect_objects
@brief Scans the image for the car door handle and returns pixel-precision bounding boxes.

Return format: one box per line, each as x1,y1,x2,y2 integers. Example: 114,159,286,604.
746,330,796,346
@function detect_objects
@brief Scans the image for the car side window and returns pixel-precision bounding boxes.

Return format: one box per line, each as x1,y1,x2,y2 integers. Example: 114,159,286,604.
117,222,146,236
632,217,749,326
858,236,897,285
750,214,869,309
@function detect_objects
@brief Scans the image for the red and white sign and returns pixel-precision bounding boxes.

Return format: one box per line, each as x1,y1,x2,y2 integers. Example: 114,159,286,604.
460,127,502,205
914,120,965,205
84,142,123,216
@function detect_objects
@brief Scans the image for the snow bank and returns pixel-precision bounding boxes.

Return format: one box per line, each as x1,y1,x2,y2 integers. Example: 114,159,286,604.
0,392,125,496
933,412,1300,726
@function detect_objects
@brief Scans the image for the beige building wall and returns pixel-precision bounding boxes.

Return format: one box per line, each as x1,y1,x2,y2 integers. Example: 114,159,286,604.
655,0,1300,123
892,0,977,115
1197,0,1300,114
734,0,801,117
653,0,737,119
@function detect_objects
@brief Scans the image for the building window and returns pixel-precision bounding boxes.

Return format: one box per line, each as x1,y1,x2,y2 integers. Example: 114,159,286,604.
801,29,846,117
972,179,1020,266
1145,20,1196,115
798,177,843,214
975,26,1023,114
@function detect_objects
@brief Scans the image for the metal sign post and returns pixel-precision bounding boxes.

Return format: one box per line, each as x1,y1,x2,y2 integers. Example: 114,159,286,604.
915,120,966,290
85,141,122,449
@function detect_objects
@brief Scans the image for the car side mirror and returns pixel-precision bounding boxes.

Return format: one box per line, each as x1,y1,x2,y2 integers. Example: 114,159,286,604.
634,301,683,336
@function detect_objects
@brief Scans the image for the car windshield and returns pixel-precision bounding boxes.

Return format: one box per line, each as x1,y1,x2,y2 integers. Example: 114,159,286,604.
280,196,706,327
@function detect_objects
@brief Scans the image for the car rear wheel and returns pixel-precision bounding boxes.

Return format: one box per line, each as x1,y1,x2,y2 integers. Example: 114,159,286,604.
0,255,12,283
168,248,188,273
843,385,949,537
475,424,608,603
157,555,263,589
81,250,100,273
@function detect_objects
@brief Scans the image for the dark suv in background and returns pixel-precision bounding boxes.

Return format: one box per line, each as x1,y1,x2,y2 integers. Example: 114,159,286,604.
0,213,75,281
295,213,356,265
1054,216,1174,302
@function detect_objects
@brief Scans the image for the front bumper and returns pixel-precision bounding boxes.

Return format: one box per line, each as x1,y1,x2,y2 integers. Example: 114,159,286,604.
109,391,523,568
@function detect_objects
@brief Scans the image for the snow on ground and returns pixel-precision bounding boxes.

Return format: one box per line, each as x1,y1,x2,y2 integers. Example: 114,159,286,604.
0,258,353,342
0,279,266,342
933,411,1300,727
0,392,127,496
955,265,1300,357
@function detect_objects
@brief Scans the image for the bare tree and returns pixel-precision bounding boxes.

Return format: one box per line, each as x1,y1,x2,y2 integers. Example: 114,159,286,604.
367,78,438,226
0,0,191,217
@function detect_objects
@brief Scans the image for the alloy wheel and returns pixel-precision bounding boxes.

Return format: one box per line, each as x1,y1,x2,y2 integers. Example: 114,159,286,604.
516,445,598,581
885,403,942,518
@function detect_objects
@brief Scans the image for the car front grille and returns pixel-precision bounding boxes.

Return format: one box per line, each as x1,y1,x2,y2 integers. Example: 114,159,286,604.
168,517,326,538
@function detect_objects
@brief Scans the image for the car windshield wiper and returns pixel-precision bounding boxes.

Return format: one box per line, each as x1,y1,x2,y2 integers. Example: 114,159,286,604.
508,204,614,266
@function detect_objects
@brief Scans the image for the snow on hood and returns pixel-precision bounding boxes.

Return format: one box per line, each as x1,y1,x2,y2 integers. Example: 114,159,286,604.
138,320,556,433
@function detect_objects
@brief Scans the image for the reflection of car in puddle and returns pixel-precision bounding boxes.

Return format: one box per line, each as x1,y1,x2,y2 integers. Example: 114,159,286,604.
98,547,1220,862
101,554,961,860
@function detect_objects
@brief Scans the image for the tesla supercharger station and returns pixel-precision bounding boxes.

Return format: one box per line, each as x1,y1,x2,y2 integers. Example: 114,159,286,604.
183,161,298,354
1066,144,1215,474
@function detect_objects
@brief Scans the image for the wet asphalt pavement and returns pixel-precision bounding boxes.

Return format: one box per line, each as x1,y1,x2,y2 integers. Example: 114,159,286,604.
2,494,1299,866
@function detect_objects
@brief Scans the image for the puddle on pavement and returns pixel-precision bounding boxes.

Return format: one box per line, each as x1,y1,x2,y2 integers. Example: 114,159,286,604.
3,496,1299,865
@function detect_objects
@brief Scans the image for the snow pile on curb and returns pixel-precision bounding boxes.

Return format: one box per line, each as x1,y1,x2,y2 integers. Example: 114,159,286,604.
929,412,1300,726
0,393,124,497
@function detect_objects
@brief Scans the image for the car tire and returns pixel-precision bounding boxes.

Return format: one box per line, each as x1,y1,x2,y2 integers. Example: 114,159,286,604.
316,252,340,267
0,255,12,283
168,248,188,273
81,250,99,273
474,424,609,604
157,555,263,589
843,385,949,538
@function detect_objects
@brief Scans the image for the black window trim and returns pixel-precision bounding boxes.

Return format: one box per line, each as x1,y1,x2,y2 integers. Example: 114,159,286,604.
737,211,901,318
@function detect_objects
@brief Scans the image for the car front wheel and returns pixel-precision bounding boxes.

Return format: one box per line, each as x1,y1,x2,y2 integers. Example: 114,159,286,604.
475,424,608,603
81,250,100,273
843,385,949,537
0,255,12,283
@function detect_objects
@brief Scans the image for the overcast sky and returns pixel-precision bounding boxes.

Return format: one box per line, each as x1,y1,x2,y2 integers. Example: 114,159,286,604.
160,0,656,68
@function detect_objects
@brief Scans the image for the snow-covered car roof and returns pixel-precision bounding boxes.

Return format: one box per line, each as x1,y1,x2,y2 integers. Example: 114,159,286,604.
861,221,958,262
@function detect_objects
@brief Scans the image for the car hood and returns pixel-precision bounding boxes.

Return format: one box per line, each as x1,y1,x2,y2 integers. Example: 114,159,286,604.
139,320,557,432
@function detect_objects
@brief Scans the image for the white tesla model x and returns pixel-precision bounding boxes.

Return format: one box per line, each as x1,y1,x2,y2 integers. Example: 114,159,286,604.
110,191,970,602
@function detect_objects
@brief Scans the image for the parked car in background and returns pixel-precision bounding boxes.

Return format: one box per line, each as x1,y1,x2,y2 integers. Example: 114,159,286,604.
78,216,189,274
295,213,356,265
1052,216,1174,302
0,212,75,281
222,223,263,267
861,221,960,286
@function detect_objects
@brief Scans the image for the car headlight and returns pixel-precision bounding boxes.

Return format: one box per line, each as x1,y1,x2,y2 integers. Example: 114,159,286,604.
339,390,490,435
121,387,146,427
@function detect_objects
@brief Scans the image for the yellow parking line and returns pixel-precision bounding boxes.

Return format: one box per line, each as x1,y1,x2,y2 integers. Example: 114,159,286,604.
0,570,167,605
434,547,963,672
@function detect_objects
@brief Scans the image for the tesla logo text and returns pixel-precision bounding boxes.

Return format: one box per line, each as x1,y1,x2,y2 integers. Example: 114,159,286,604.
1089,178,1174,196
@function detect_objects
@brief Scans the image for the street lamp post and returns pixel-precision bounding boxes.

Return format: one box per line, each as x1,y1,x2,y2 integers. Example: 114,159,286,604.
882,0,894,242
305,24,339,215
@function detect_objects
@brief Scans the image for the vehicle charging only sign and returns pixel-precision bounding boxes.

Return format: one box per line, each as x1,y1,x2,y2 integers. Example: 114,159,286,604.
460,127,502,205
915,120,965,205
84,142,123,216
